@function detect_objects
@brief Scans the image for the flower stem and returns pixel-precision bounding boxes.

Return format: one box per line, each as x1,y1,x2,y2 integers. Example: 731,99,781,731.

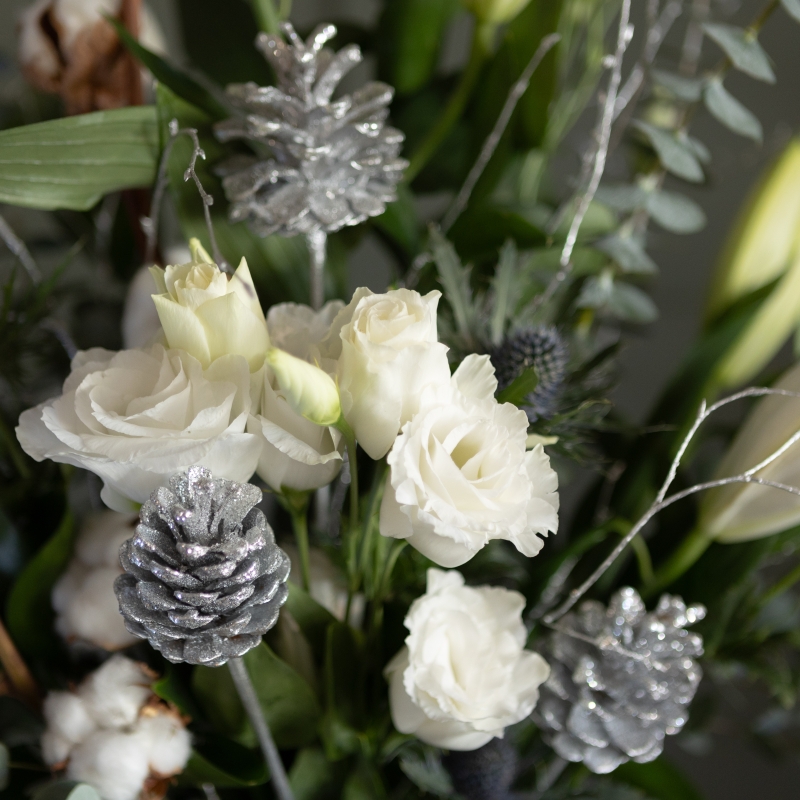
405,27,489,183
0,617,40,710
249,0,282,34
289,504,311,592
758,558,800,609
644,526,712,598
228,657,295,800
306,230,327,311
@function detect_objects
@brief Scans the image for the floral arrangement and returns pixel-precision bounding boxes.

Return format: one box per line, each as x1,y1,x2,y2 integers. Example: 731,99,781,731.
2,1,800,799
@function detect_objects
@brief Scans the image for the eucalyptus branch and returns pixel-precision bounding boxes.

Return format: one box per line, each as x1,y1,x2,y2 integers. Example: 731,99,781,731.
441,33,561,232
535,0,633,311
0,212,40,283
141,119,229,271
545,387,800,623
679,0,710,75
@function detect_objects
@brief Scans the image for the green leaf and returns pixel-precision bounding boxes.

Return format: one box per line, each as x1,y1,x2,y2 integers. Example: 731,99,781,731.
399,749,453,797
595,184,648,212
290,747,347,800
646,190,707,234
343,763,386,800
633,121,704,183
109,18,228,120
782,0,800,23
180,736,268,787
377,0,460,95
0,742,8,791
449,204,546,259
702,23,775,83
33,783,102,800
651,70,704,102
497,366,539,405
616,758,706,800
151,665,202,719
577,271,657,323
321,622,363,760
704,78,763,142
285,582,337,663
596,235,658,275
6,511,74,657
194,643,321,749
371,184,420,257
429,226,475,340
490,240,519,345
0,108,158,210
684,134,711,164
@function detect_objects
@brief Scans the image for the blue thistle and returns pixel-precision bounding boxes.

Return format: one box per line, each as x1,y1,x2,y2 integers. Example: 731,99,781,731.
443,738,518,800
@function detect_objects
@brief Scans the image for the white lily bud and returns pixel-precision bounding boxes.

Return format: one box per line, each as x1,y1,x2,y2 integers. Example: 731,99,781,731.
461,0,532,25
700,360,800,542
151,239,270,370
265,347,341,428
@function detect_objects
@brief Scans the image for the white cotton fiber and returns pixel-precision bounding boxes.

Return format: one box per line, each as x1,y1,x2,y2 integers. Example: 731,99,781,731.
79,655,151,728
137,712,192,775
41,691,96,763
67,729,150,800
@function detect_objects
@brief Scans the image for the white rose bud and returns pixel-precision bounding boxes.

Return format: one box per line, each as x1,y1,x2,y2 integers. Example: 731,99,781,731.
386,569,550,750
700,359,800,542
151,238,270,370
380,354,559,567
321,287,451,460
265,347,341,427
16,344,260,512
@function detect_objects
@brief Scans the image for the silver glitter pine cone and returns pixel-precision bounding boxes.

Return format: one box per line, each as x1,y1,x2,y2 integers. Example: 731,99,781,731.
533,588,705,774
214,22,408,237
114,467,290,667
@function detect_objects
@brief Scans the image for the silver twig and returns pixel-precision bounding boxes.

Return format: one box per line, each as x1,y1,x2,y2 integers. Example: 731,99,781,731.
228,656,295,800
679,0,711,76
535,0,633,312
441,33,561,233
306,229,327,310
142,119,229,271
0,211,40,283
545,387,800,623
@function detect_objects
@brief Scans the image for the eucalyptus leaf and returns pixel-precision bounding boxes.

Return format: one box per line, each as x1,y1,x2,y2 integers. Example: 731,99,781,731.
594,184,648,212
683,134,711,164
33,783,102,800
702,23,775,83
578,272,657,323
782,0,800,23
646,190,707,234
651,70,704,102
0,108,157,210
6,511,74,657
633,121,704,183
704,78,763,141
399,750,454,797
596,235,658,275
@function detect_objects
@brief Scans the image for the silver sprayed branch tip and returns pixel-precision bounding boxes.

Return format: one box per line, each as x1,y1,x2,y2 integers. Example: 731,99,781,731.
114,467,290,667
214,22,407,238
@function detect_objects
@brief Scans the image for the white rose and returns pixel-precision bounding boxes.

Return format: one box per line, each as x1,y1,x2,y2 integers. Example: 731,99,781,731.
386,569,550,750
380,354,559,567
16,344,260,512
247,302,345,492
151,240,269,370
52,511,139,650
321,287,451,460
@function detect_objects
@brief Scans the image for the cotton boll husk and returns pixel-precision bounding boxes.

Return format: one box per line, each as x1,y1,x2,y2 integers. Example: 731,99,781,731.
78,656,152,728
137,711,192,776
41,691,96,764
67,729,150,800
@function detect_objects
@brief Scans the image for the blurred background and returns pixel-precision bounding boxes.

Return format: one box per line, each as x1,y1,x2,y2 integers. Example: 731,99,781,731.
2,0,800,796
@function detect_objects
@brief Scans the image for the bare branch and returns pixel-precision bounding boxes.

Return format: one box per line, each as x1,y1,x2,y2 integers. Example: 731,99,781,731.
0,211,40,283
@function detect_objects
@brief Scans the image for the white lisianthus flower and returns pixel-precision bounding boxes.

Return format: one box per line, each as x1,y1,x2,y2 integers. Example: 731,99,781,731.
247,301,345,492
150,239,270,371
16,345,260,512
700,359,800,542
319,287,451,460
52,510,139,651
380,354,559,567
386,569,550,750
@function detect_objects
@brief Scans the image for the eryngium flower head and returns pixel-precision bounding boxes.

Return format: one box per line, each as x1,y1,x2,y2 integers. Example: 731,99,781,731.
491,326,568,422
214,22,407,237
114,467,290,667
533,588,704,774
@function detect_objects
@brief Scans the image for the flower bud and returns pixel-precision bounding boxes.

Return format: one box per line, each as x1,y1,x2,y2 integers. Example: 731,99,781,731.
265,347,341,427
151,239,270,371
461,0,532,24
700,359,800,543
706,139,800,320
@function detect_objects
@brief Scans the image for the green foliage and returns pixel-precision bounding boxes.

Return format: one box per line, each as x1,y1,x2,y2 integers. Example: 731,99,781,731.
633,121,705,184
615,758,706,800
702,23,775,83
704,78,763,142
0,108,158,210
181,736,269,787
32,784,102,800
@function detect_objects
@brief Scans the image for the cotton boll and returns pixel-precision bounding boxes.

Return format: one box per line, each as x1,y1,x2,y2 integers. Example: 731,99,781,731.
137,712,192,776
79,656,152,728
41,691,96,764
74,511,137,568
67,729,150,800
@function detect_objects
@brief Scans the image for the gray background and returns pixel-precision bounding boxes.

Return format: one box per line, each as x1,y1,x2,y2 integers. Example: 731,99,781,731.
2,0,800,795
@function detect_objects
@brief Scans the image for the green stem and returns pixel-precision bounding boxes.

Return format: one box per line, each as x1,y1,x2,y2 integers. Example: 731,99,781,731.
644,526,712,598
405,27,490,183
289,504,311,592
758,559,800,609
357,462,387,600
0,414,31,480
630,533,654,587
249,0,281,34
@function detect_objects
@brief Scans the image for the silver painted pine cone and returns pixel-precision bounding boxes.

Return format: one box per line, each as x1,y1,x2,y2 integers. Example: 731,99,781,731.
114,467,290,667
533,588,704,774
214,22,407,237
